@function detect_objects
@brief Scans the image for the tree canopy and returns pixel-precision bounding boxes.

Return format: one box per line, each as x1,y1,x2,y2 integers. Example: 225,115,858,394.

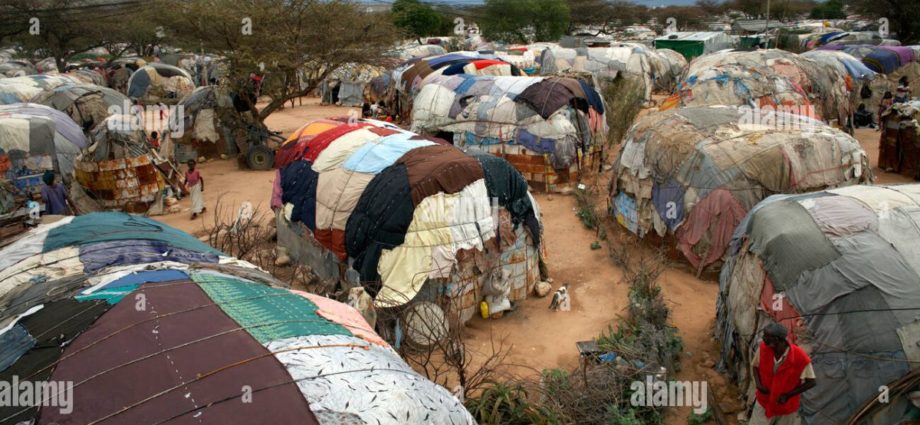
479,0,570,44
392,0,444,43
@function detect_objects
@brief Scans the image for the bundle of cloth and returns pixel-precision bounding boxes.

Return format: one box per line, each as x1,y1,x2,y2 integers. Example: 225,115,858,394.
609,106,871,272
410,74,607,172
393,52,527,117
664,49,852,126
539,43,688,98
0,212,473,425
716,184,920,425
275,120,543,312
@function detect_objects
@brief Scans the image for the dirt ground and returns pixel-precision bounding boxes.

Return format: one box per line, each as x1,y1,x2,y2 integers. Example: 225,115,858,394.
153,99,913,424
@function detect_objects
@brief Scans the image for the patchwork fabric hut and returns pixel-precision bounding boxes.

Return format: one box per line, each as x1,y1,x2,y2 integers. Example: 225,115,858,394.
608,106,871,272
0,60,36,78
663,49,852,126
393,53,526,117
0,213,473,425
819,44,920,118
31,84,128,131
410,74,607,189
73,114,168,212
319,64,387,107
276,120,543,323
716,184,920,424
0,74,85,105
0,105,87,199
539,43,688,98
127,63,195,104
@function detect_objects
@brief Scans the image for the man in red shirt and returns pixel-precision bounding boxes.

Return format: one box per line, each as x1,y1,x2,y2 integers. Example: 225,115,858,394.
750,323,817,425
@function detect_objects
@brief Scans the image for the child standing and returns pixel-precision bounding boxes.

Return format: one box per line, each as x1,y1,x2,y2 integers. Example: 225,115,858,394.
184,160,205,219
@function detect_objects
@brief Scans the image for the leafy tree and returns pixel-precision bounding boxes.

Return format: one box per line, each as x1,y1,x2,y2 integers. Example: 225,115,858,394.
810,0,846,19
0,0,152,71
849,0,920,43
158,0,398,124
479,0,570,44
392,0,444,43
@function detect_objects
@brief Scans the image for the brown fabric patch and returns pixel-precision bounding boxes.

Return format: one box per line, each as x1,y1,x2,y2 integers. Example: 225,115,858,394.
397,144,484,205
41,281,318,425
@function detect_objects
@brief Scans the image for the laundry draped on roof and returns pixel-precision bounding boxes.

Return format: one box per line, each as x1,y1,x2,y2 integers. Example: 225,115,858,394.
716,184,920,425
0,213,473,425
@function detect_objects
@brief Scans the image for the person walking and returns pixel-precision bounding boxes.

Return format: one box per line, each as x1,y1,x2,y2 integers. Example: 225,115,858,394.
749,323,817,425
184,159,205,219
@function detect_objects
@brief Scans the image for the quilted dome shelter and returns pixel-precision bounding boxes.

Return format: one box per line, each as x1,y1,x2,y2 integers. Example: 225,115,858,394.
0,105,87,198
275,120,543,323
609,106,871,272
662,49,852,126
716,185,920,424
410,74,607,190
393,53,527,117
31,84,128,132
539,43,688,98
0,75,85,105
127,64,194,105
0,213,473,425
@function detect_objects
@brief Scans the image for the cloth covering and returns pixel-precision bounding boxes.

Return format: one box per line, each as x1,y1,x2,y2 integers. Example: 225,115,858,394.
43,212,221,255
716,185,920,425
397,144,484,205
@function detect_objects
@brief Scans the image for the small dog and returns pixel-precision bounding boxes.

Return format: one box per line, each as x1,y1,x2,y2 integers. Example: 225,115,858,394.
347,286,377,329
549,285,570,311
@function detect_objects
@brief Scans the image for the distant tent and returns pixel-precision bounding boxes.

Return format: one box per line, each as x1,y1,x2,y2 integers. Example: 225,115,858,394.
0,213,474,425
410,74,607,189
174,85,249,158
664,49,853,125
608,106,870,272
863,48,902,74
31,84,129,131
716,184,920,424
127,63,194,104
0,60,37,78
0,74,85,105
319,64,386,107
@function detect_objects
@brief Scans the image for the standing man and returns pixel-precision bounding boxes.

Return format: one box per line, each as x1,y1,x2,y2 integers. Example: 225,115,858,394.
40,171,73,216
750,323,817,425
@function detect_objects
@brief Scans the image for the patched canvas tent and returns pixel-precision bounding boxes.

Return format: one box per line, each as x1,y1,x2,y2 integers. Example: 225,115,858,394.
819,44,920,116
879,101,920,178
276,120,543,325
608,106,871,272
0,106,86,193
539,43,688,98
319,64,386,107
664,49,853,126
127,63,194,104
31,84,128,131
0,212,473,425
410,74,607,189
0,60,36,78
0,74,85,105
716,184,920,424
74,114,167,211
393,53,526,117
